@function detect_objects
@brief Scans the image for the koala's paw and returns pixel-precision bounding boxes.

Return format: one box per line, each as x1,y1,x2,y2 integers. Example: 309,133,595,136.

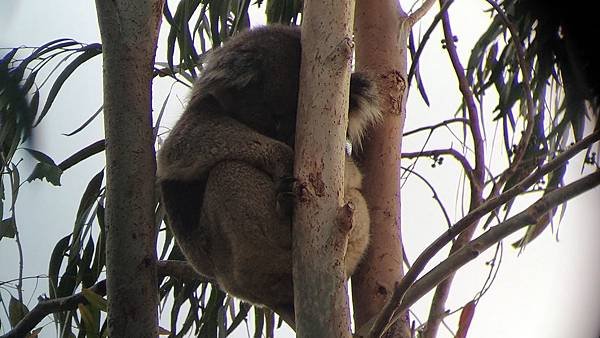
275,175,296,219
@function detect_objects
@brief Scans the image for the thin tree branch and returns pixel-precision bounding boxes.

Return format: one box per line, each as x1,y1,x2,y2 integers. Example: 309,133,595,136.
8,169,24,306
439,1,484,185
365,129,600,337
420,0,500,332
0,281,107,338
407,0,454,86
401,166,453,229
407,0,438,26
0,260,209,338
396,170,600,315
402,148,474,182
403,117,469,137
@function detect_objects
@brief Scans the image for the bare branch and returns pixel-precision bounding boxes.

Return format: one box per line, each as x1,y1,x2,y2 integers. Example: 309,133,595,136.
402,148,474,182
403,118,469,137
0,281,107,338
401,166,453,228
396,170,600,314
407,0,438,26
418,0,498,332
366,129,600,337
438,0,485,187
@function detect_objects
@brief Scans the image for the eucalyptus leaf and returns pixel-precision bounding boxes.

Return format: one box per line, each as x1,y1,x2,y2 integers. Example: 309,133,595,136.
8,295,29,328
26,162,63,186
0,217,16,240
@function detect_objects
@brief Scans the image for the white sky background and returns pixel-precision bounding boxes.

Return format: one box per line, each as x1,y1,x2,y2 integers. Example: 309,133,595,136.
0,0,599,337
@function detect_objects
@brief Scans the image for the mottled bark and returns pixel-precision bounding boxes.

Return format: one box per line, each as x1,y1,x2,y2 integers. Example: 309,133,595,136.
94,1,163,337
292,0,355,336
352,0,410,336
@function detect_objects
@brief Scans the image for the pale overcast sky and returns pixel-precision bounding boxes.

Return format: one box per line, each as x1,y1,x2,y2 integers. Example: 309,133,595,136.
1,1,598,337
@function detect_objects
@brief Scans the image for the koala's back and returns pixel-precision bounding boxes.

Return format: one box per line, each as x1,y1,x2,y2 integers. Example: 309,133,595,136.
190,25,302,144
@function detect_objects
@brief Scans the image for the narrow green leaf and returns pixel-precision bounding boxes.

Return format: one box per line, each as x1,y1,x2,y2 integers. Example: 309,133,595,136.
0,48,18,69
26,162,63,186
48,235,72,299
10,164,20,203
163,1,177,71
78,303,99,338
56,257,78,298
58,140,105,172
62,105,103,136
81,288,108,312
29,91,40,118
34,46,102,126
15,39,79,76
0,217,16,240
198,287,226,337
226,302,251,335
9,295,29,328
80,237,96,287
253,307,264,338
92,203,106,281
153,88,172,141
74,170,104,231
23,148,57,165
22,68,40,94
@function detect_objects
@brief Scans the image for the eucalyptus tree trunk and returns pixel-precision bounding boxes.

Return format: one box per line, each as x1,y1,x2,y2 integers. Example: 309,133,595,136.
352,0,436,336
292,0,355,336
94,1,163,336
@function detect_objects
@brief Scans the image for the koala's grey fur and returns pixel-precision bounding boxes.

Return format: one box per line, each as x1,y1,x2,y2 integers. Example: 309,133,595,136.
157,25,380,322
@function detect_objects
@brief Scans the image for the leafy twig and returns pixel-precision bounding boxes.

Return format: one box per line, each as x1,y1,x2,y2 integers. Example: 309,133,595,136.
0,260,209,338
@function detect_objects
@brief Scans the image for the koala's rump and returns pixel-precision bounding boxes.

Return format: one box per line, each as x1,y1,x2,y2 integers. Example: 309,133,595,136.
203,160,294,307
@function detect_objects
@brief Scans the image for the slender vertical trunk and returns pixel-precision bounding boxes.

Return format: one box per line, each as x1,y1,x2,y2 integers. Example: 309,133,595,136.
94,1,163,336
292,0,355,336
352,0,411,336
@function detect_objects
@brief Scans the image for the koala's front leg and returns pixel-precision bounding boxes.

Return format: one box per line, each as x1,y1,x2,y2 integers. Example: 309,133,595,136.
157,104,294,185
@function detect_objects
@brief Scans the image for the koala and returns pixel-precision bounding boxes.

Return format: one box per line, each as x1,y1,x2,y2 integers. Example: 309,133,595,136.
157,25,380,323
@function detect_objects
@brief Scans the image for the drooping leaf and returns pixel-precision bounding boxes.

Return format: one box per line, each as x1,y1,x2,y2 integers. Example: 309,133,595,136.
253,307,265,338
82,288,108,312
57,139,105,172
79,237,96,287
92,202,106,282
62,105,103,136
74,170,104,233
10,163,20,202
9,295,29,328
23,148,63,186
78,303,100,338
0,217,16,240
455,300,476,338
48,235,72,299
26,162,63,186
34,44,102,126
198,287,226,338
226,301,251,335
